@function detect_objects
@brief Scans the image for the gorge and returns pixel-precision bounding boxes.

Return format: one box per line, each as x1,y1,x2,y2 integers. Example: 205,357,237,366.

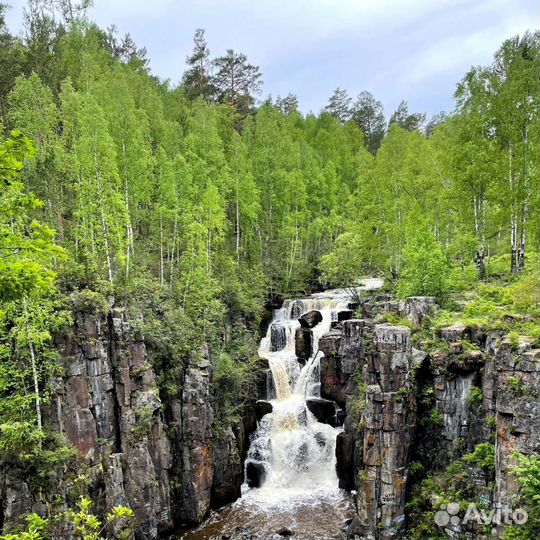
2,284,539,540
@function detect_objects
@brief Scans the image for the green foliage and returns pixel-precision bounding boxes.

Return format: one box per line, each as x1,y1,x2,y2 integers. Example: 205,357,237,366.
463,443,495,476
501,452,540,540
397,213,450,298
429,407,444,426
507,375,529,397
0,497,135,540
467,386,484,406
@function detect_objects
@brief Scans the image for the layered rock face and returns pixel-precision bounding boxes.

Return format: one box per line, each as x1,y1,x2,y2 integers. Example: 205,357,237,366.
320,296,540,540
494,341,540,536
53,308,173,539
353,325,415,540
0,305,254,538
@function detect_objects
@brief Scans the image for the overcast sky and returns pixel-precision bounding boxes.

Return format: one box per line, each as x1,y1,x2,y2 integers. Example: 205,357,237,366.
4,0,539,118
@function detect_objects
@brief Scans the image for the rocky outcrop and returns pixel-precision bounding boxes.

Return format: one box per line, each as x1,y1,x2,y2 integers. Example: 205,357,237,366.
177,352,214,524
51,308,172,539
400,296,436,326
0,303,256,538
318,297,539,540
351,325,415,540
494,341,540,536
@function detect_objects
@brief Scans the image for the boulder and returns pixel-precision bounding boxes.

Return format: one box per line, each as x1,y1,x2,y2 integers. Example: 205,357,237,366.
270,322,287,352
245,462,266,488
337,309,354,322
328,408,346,428
306,397,336,423
295,327,313,360
298,310,323,328
254,400,273,421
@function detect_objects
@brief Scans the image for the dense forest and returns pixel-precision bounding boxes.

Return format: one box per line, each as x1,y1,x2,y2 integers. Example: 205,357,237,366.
0,1,539,539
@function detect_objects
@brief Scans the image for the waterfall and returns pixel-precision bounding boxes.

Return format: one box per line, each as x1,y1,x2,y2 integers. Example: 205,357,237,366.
245,287,365,498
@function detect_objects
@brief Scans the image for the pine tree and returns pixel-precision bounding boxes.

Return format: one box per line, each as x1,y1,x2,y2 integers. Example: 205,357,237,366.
388,100,426,132
213,49,262,114
351,90,386,154
182,28,215,101
324,88,351,122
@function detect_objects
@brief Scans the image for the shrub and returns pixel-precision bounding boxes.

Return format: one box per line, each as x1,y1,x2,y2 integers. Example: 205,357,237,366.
463,443,495,476
397,217,450,299
467,386,484,406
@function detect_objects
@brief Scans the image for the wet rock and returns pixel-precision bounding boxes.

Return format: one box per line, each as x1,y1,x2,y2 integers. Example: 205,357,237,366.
314,431,326,447
212,427,242,509
294,444,310,472
245,462,266,488
295,327,313,360
254,400,273,421
337,309,354,322
270,322,287,352
296,405,308,426
306,397,335,423
298,310,323,328
328,408,346,428
336,431,355,490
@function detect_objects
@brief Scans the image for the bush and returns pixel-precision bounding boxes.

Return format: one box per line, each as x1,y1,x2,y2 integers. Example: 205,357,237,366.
463,443,495,476
397,216,449,299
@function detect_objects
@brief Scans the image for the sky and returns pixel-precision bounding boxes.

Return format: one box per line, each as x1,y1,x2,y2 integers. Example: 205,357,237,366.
4,0,539,118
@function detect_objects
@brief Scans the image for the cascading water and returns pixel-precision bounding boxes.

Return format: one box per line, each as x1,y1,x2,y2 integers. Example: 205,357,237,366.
182,281,383,540
246,293,352,496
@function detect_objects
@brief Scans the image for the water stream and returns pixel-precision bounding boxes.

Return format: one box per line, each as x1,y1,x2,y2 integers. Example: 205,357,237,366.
181,281,382,540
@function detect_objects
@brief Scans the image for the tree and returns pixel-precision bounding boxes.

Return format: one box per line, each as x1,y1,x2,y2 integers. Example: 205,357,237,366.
275,93,299,115
424,111,447,136
489,32,540,273
325,87,351,123
0,132,68,462
182,28,215,101
389,100,426,131
397,212,449,298
0,132,63,302
0,4,25,101
212,49,262,114
29,0,94,24
351,90,386,154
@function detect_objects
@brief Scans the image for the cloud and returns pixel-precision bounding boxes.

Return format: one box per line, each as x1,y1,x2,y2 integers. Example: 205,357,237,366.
3,0,539,116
